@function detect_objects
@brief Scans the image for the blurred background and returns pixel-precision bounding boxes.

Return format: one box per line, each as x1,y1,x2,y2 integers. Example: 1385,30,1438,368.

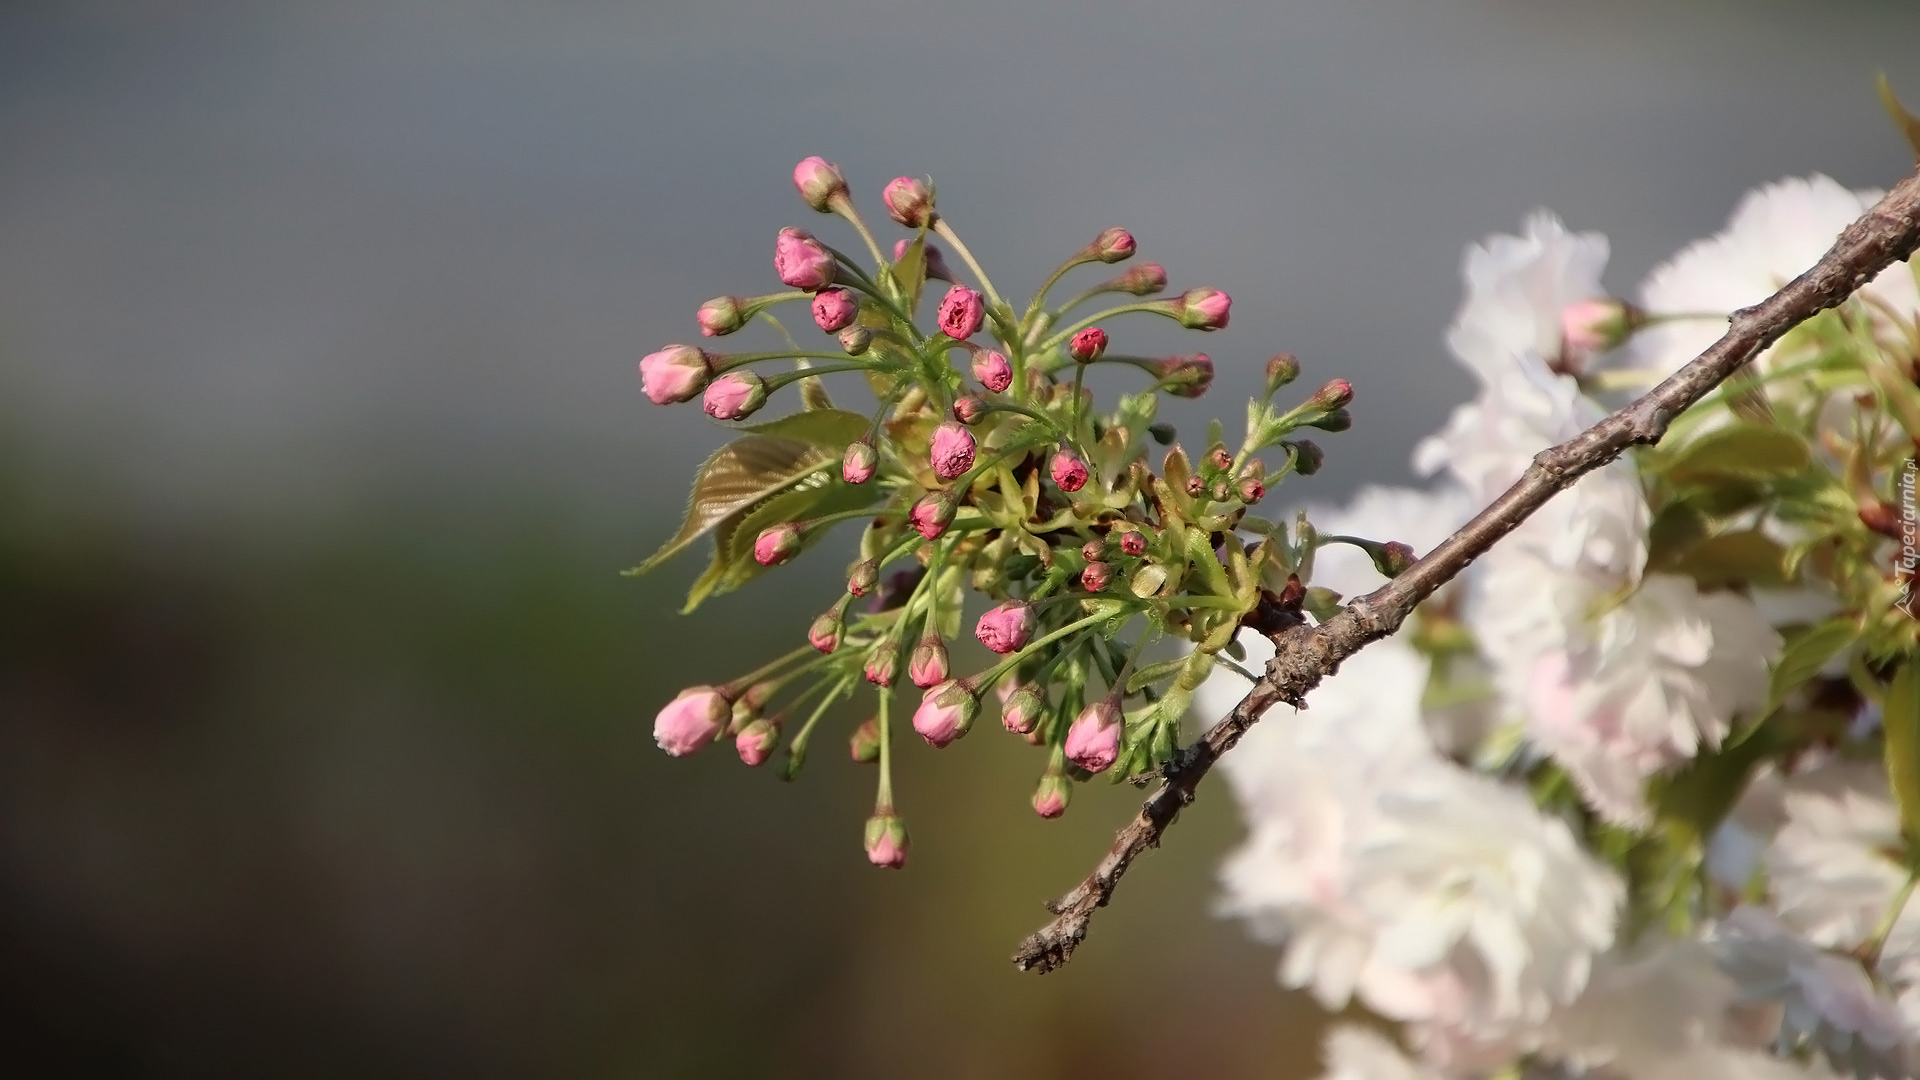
2,1,1917,1076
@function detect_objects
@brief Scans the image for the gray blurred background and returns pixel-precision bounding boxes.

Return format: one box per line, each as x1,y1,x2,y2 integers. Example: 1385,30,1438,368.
1,1,1916,1077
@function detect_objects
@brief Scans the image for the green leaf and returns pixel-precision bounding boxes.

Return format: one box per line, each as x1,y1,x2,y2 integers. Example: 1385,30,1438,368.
1762,618,1858,717
1879,72,1920,160
893,231,928,313
1885,661,1920,843
628,435,835,575
1658,422,1811,485
680,472,879,612
740,408,870,448
1669,530,1791,589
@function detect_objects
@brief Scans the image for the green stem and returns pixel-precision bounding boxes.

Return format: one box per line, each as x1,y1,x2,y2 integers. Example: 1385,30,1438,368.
714,351,868,371
875,686,896,811
1864,869,1920,968
764,362,895,392
932,219,1006,313
785,677,851,769
1022,255,1095,329
1038,303,1168,353
977,610,1126,691
727,643,820,693
831,197,888,269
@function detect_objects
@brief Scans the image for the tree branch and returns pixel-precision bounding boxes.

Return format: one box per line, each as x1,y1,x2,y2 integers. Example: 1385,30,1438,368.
1012,164,1920,975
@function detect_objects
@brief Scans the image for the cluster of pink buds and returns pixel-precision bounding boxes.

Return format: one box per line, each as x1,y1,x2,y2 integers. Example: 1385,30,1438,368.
635,158,1360,869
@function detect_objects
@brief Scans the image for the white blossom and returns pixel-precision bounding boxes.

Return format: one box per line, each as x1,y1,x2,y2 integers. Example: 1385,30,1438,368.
1629,176,1920,381
1445,211,1611,385
1315,1025,1444,1080
1544,937,1741,1073
1709,906,1911,1080
1765,762,1912,957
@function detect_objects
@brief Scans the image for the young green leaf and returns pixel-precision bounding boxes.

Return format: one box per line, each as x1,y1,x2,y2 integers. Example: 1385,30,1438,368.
628,435,836,574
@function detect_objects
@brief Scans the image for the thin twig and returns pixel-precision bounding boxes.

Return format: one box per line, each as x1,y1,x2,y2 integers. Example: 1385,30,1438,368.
1011,164,1920,974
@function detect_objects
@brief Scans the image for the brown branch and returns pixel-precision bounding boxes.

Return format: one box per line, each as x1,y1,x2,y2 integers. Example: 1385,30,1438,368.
1012,164,1920,975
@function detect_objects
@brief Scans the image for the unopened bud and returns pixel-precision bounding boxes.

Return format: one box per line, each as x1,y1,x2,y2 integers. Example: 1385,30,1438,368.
1147,423,1177,445
895,239,955,282
849,718,881,763
1090,226,1136,264
1157,354,1214,398
696,296,748,338
808,607,843,653
653,685,731,757
1560,298,1640,358
1064,698,1123,774
1050,449,1089,493
843,441,878,484
703,371,769,420
639,344,715,405
735,718,780,767
930,420,977,481
864,813,910,868
774,227,837,292
908,491,957,540
1210,479,1232,502
847,558,880,597
1307,408,1352,433
1081,539,1106,562
811,287,859,332
882,176,936,228
1069,327,1109,363
792,156,849,213
838,326,872,355
1207,446,1233,472
1119,530,1148,556
1185,475,1206,497
1172,286,1231,330
952,395,989,426
864,642,900,687
972,349,1013,393
909,635,951,689
870,568,923,613
975,601,1036,654
1081,559,1113,592
1001,683,1046,734
1375,540,1417,577
1032,773,1072,818
1110,262,1168,296
1264,353,1300,395
912,679,978,747
937,285,986,340
1237,475,1266,504
1862,501,1903,539
1305,378,1353,411
1289,440,1324,475
753,522,803,566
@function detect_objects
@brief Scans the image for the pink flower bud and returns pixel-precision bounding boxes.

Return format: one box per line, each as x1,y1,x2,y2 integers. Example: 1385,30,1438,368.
1001,683,1046,734
849,717,880,763
1156,353,1214,398
1032,774,1072,818
791,156,849,213
1374,541,1417,577
1119,530,1147,557
1111,263,1167,296
1173,287,1232,330
1289,439,1324,476
1091,226,1135,264
808,608,842,653
1049,449,1088,493
653,686,731,756
774,227,837,292
703,371,768,420
1185,475,1206,497
1064,699,1123,774
1560,298,1638,359
864,642,900,686
911,679,978,748
842,441,878,484
754,522,803,566
952,396,988,426
1237,476,1265,504
639,345,714,405
972,349,1013,393
975,601,1036,654
696,296,747,337
864,813,909,868
936,285,986,340
1306,377,1354,411
847,558,880,596
930,420,977,481
1081,560,1113,593
811,287,859,332
1080,539,1106,562
838,326,871,355
882,176,936,227
1207,447,1233,472
735,718,780,766
1069,327,1109,363
909,635,951,689
908,491,956,540
1264,353,1300,393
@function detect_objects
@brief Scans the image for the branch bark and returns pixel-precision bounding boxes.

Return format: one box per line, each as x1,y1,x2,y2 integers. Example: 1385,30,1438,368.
1012,163,1920,975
